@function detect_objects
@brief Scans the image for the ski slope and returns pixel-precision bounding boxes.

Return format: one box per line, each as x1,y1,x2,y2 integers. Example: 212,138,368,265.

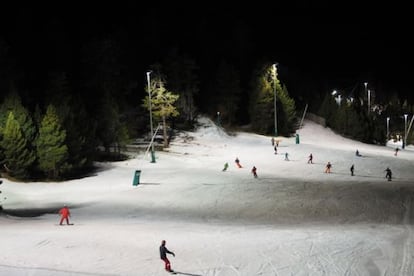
1,116,414,276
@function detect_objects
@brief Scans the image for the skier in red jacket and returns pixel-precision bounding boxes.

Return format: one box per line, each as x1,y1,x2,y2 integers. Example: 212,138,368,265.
59,205,71,225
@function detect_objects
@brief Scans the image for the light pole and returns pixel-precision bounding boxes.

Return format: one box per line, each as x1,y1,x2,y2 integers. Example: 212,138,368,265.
367,89,371,113
273,63,278,137
364,82,368,113
146,71,156,163
404,114,408,149
386,117,390,141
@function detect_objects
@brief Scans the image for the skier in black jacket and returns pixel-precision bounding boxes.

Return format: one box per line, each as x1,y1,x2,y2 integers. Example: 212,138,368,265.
160,240,175,272
385,167,392,181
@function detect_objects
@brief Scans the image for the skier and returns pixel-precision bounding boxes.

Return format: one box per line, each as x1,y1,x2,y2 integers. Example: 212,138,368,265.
235,157,242,168
222,162,229,172
355,149,361,157
385,167,392,181
394,148,399,156
285,152,289,161
274,145,278,155
325,162,332,173
307,153,313,164
271,137,275,146
350,164,354,176
58,205,71,225
251,166,258,178
160,240,175,273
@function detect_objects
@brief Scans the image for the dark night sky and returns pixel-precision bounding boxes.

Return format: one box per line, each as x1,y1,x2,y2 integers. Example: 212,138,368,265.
1,3,413,102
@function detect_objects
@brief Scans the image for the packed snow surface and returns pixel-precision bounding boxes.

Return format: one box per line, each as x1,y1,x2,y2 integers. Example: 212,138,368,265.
1,117,414,276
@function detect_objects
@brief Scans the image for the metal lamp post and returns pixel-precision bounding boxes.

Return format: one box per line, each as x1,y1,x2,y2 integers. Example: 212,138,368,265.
404,114,408,149
386,117,390,141
364,82,368,113
146,71,156,163
273,63,278,137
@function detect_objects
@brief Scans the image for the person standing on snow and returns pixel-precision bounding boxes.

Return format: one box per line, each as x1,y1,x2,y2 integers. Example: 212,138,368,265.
350,164,354,176
385,167,392,181
274,145,278,155
285,152,289,161
271,137,275,146
58,205,71,225
235,157,242,168
307,153,313,164
325,162,332,173
160,240,175,273
251,166,258,178
222,162,229,172
394,148,399,156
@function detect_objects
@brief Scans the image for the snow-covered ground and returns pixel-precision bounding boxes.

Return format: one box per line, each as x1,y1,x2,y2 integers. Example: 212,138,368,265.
1,116,414,276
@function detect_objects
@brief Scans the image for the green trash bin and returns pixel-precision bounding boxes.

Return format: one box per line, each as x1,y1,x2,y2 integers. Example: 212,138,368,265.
133,170,141,186
295,134,300,144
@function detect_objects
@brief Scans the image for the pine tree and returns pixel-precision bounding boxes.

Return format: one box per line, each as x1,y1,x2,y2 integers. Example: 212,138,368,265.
248,62,298,135
0,90,37,176
277,84,297,136
36,105,68,179
64,102,93,170
318,92,338,128
0,89,37,145
143,75,179,147
248,63,272,134
96,91,129,155
45,73,96,172
1,112,36,178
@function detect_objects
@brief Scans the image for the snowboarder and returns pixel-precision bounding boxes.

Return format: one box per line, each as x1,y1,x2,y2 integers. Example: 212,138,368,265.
58,205,71,225
394,148,399,156
285,152,289,161
355,149,361,157
385,167,392,181
235,157,242,168
222,162,229,172
325,162,332,173
251,166,258,178
350,164,354,176
308,153,313,164
160,240,175,273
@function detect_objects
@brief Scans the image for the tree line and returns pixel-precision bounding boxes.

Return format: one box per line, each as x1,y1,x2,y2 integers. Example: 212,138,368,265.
318,87,414,145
